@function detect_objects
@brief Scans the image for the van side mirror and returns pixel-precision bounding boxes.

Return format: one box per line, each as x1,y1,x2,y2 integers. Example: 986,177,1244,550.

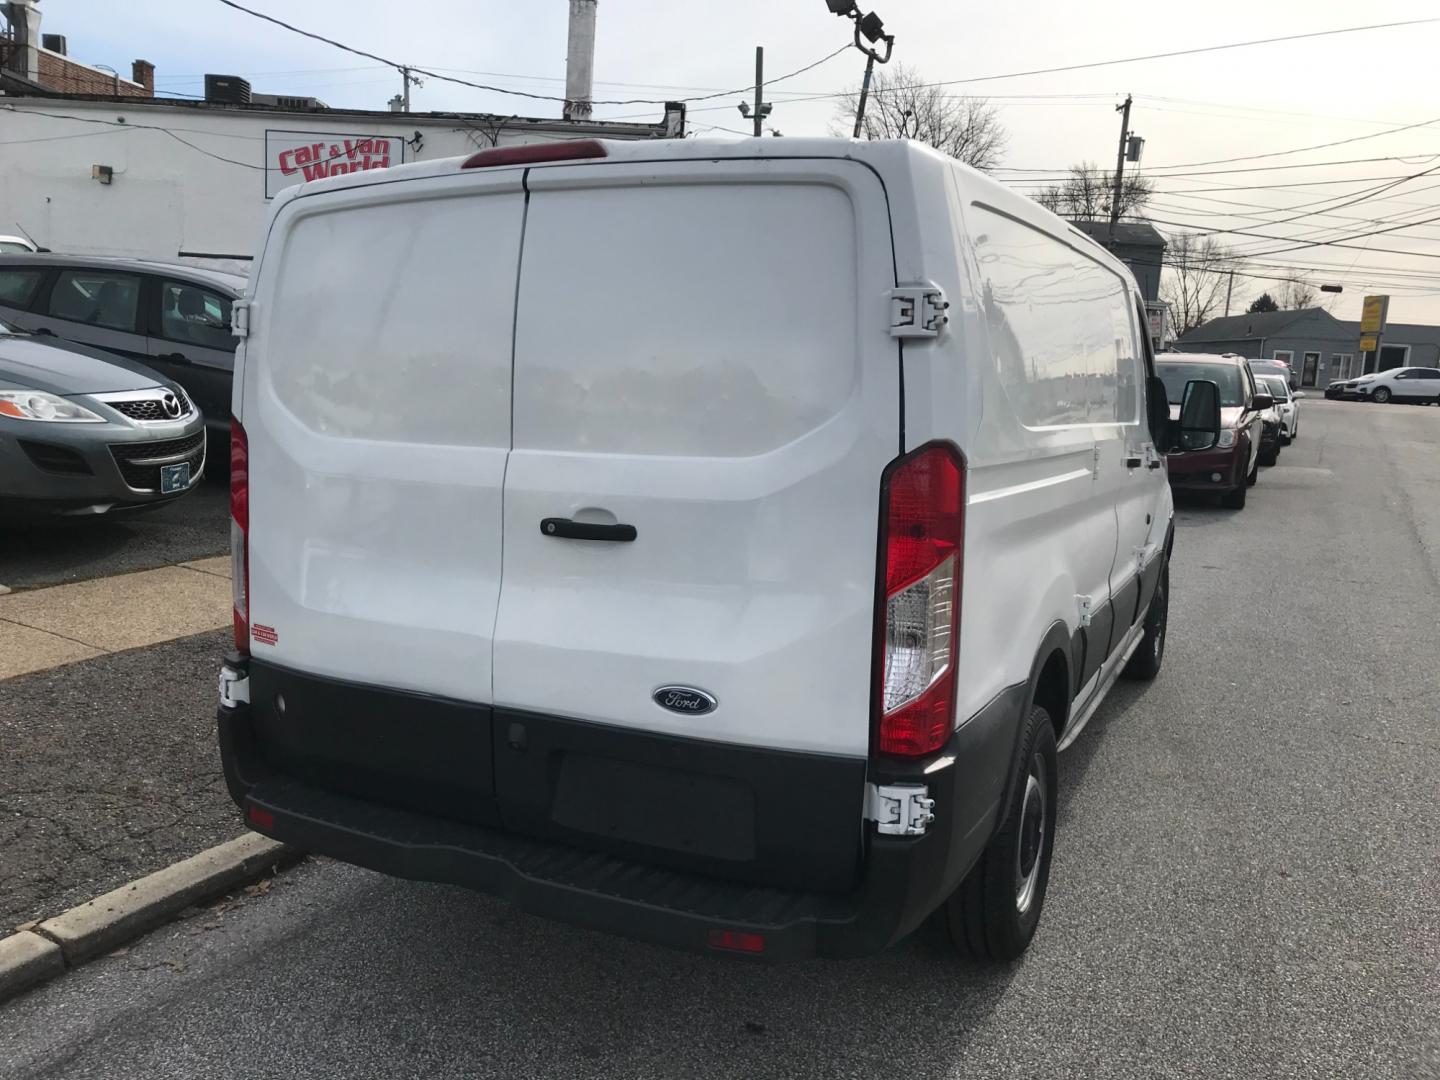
1145,375,1170,442
1251,392,1274,411
1172,379,1221,451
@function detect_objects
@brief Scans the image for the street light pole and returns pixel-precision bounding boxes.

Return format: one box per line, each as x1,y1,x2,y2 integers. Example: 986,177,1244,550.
824,2,894,139
852,52,874,139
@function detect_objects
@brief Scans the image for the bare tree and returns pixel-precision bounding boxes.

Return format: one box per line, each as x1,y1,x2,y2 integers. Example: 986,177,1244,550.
1274,277,1318,310
1161,233,1242,337
834,62,1008,170
1033,162,1155,221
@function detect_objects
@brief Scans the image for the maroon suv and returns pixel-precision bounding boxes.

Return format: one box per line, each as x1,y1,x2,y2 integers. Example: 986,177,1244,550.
1155,353,1273,509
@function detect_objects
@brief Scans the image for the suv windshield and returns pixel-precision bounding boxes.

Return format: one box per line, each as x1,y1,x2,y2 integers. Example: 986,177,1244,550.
1156,360,1245,406
1260,377,1288,400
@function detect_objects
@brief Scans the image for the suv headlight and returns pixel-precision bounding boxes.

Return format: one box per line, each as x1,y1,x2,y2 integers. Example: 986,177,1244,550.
0,390,106,423
1217,429,1236,448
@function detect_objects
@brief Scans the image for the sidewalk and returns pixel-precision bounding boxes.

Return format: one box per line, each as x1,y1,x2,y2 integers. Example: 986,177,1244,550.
0,558,231,680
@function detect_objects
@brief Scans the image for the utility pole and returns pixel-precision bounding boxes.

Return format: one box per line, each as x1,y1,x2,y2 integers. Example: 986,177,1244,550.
752,47,764,137
1224,269,1235,317
1108,94,1133,241
400,66,412,113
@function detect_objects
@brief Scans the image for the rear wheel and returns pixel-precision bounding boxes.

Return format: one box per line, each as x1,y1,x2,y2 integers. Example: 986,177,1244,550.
945,704,1058,962
1220,479,1247,509
1373,386,1392,403
1123,563,1168,681
1258,445,1279,467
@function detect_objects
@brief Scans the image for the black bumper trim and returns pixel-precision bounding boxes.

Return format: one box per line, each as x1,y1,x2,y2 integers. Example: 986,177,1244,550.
218,673,1028,961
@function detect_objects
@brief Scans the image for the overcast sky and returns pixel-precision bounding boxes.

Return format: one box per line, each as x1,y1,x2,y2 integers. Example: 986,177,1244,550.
41,0,1440,323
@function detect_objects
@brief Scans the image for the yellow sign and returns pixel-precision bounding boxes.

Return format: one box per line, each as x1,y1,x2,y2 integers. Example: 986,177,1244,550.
1359,334,1379,353
1360,295,1388,334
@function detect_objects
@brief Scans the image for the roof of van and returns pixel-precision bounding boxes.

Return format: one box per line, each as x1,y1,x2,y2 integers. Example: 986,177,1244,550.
282,137,1131,278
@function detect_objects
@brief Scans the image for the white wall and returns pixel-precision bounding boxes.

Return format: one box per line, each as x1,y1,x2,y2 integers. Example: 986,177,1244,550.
0,98,668,273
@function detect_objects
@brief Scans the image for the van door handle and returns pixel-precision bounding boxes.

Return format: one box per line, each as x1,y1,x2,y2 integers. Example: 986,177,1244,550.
541,517,637,542
159,352,189,363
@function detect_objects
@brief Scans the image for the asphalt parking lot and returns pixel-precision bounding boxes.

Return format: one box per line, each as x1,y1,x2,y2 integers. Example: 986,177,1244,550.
1,398,1437,1080
0,479,228,592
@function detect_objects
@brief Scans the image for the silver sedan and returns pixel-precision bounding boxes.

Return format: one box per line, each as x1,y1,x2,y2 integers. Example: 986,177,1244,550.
0,320,207,519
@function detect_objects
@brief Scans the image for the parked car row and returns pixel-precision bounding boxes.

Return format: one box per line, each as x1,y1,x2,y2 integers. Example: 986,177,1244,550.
1154,351,1293,510
1325,366,1440,403
0,253,242,519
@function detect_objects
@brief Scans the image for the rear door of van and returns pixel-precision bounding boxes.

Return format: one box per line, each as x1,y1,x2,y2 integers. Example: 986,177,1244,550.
240,169,526,825
489,156,899,889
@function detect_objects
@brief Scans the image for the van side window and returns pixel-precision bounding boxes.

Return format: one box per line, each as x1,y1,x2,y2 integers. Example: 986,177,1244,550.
972,206,1140,428
47,270,141,332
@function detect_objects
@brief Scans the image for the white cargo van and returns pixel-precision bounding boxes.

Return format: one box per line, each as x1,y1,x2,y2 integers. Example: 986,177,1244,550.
218,138,1219,961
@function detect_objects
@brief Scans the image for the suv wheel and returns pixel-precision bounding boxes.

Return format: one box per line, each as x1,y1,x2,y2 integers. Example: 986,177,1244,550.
1373,386,1392,403
1123,564,1168,681
1220,479,1247,509
944,704,1057,962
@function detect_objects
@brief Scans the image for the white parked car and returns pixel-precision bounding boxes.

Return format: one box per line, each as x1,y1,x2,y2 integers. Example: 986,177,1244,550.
0,234,39,254
217,137,1209,964
1257,374,1303,441
1342,366,1440,404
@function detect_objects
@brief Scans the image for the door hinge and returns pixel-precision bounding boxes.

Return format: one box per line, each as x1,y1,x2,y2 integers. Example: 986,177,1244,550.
1076,594,1094,628
889,284,949,339
218,664,250,708
865,783,936,837
231,299,252,339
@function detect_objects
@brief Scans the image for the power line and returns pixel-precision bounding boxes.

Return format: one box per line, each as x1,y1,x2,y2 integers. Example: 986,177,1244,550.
1138,115,1440,172
996,153,1440,181
677,16,1440,111
212,0,848,107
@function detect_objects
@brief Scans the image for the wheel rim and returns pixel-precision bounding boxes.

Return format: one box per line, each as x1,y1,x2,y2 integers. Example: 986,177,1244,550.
1015,756,1047,914
1376,389,1390,402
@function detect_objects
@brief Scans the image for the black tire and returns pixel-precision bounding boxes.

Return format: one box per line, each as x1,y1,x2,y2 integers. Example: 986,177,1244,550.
1220,479,1247,509
945,704,1058,963
1246,454,1259,486
1258,446,1279,467
1373,386,1392,403
1123,563,1168,681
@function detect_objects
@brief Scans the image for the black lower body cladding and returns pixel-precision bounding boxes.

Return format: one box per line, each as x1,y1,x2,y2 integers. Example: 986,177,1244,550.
219,657,1028,960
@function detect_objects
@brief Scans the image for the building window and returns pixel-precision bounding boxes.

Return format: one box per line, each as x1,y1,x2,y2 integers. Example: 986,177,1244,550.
1272,350,1294,369
1332,353,1353,380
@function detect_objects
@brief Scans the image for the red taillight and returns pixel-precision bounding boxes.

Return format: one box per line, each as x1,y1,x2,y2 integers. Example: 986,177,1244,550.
230,418,250,655
461,140,607,170
875,443,965,757
707,929,766,954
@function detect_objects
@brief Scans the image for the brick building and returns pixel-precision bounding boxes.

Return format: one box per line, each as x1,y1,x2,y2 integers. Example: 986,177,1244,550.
1,0,153,98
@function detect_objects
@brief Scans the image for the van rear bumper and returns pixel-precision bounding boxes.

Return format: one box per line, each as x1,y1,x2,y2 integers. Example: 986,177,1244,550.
217,662,1023,961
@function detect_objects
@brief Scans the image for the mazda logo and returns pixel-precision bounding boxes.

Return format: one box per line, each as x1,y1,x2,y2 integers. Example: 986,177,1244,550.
162,393,181,418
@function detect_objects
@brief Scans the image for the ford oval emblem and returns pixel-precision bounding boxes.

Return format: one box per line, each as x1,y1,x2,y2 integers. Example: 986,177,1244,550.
653,685,717,715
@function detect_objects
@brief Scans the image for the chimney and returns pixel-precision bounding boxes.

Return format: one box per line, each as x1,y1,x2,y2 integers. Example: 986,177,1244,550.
132,59,154,95
2,0,42,83
563,0,596,122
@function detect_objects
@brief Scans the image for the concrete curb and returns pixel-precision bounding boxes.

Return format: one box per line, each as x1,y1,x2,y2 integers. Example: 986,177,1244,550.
1,834,301,1005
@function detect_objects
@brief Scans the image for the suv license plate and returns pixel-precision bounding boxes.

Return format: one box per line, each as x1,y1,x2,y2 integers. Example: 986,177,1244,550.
160,462,191,493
